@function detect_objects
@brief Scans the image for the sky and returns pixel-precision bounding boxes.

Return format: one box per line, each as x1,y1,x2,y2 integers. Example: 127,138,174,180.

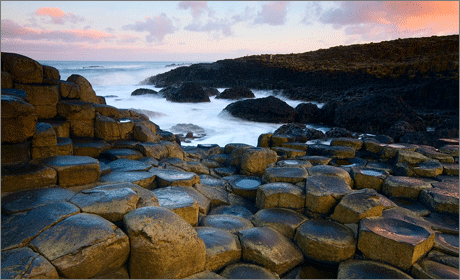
1,1,458,61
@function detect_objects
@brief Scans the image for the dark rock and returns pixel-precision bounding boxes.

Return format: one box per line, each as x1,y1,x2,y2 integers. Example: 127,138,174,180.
203,87,220,96
318,100,341,125
295,103,320,123
325,127,355,138
216,87,255,100
334,94,426,135
273,124,325,142
223,96,297,123
162,82,210,103
387,120,416,142
131,88,158,96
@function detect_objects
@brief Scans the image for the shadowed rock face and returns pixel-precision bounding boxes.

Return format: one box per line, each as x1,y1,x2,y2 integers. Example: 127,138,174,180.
215,87,255,100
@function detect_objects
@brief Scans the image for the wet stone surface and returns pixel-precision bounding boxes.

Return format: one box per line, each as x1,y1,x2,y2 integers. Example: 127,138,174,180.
100,171,156,189
337,260,412,279
149,167,200,187
200,214,254,234
252,208,308,239
262,167,308,184
208,205,254,220
220,263,280,279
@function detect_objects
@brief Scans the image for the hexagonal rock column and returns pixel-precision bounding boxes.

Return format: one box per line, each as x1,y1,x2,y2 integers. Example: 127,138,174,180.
330,188,384,224
382,176,432,200
358,216,435,270
308,144,356,159
352,168,389,191
31,122,58,159
262,167,308,184
1,95,37,144
419,182,459,214
252,208,308,239
29,213,129,279
14,83,59,119
196,226,242,272
337,260,412,279
100,171,156,189
66,74,99,103
1,163,57,194
70,185,140,222
238,226,304,275
149,167,200,187
304,175,353,214
230,177,262,200
57,100,96,138
2,52,43,83
294,220,356,264
256,182,305,210
1,247,59,279
72,139,111,157
94,113,122,141
153,186,200,226
200,214,254,234
307,164,353,187
220,263,280,279
41,155,100,188
123,206,206,279
411,259,459,279
330,137,363,150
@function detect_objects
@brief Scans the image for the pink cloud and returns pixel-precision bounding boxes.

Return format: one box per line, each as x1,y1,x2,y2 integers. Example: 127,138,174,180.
320,1,459,41
122,13,177,43
35,7,84,25
254,1,290,26
1,19,114,43
178,1,208,18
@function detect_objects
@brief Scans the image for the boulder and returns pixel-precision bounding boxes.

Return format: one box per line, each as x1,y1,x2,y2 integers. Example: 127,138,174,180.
307,164,353,187
330,137,363,150
133,123,159,142
30,213,129,279
131,88,158,96
58,80,80,99
358,216,435,270
215,87,255,99
123,206,206,278
194,183,229,208
325,127,355,138
294,219,356,264
220,263,280,279
317,100,341,125
256,182,305,210
387,120,416,142
223,96,297,123
334,93,426,135
419,181,459,214
42,65,60,80
304,175,353,214
273,123,325,142
57,100,95,137
196,226,242,272
240,147,278,176
94,113,121,141
1,52,43,84
351,168,389,191
330,188,384,224
31,122,58,159
204,87,220,96
41,155,100,188
238,226,304,275
295,102,320,123
162,82,210,102
153,186,200,225
13,83,59,119
262,167,308,184
1,95,37,143
308,144,356,159
67,74,99,103
382,176,432,200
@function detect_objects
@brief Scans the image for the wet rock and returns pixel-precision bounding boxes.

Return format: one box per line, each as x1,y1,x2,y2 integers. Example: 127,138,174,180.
70,185,140,222
381,143,418,160
252,208,308,239
281,142,309,151
275,159,312,169
194,183,229,208
295,102,320,123
188,270,225,279
304,175,353,214
187,161,211,175
216,87,255,99
100,171,156,189
419,181,459,214
273,124,325,142
271,147,306,158
256,182,305,210
153,186,199,225
416,145,455,163
337,260,412,279
442,162,459,175
240,147,278,176
330,137,363,150
220,263,280,279
200,214,254,234
330,188,383,224
228,177,261,200
294,219,356,264
223,96,297,123
41,155,100,188
196,226,242,271
72,139,111,157
358,216,435,270
2,201,80,250
100,148,144,160
30,213,129,279
382,176,432,200
308,144,356,159
107,158,151,172
307,164,353,187
438,144,459,157
149,167,200,187
163,82,210,103
56,137,73,155
1,163,57,194
390,197,431,217
1,95,38,144
1,141,31,166
426,250,459,268
1,247,59,279
424,212,459,234
351,168,389,191
1,187,76,214
124,206,206,278
411,259,459,279
131,88,158,95
263,167,308,184
325,127,355,138
434,232,459,257
238,226,304,275
208,205,254,220
297,155,332,165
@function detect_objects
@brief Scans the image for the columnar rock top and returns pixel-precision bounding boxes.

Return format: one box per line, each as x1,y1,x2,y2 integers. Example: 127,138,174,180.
1,52,459,279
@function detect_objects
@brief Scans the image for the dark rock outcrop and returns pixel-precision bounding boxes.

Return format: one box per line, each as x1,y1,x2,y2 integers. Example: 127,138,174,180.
131,88,158,96
295,103,320,123
203,87,220,96
273,124,325,142
215,87,255,100
334,94,426,135
223,96,297,123
161,82,210,103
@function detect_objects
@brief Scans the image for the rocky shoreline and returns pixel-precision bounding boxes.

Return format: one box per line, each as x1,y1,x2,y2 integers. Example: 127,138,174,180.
2,52,459,279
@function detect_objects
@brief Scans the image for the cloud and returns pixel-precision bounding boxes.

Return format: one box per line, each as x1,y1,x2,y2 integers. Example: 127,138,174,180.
301,2,323,25
254,1,290,26
117,34,139,44
1,19,114,43
178,1,208,19
122,13,177,43
184,18,233,37
319,1,459,41
35,7,84,25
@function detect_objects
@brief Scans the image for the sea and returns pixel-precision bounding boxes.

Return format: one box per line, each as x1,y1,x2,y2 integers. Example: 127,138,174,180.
39,60,329,147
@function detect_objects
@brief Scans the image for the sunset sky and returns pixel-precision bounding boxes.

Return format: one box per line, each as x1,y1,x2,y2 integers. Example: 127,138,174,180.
1,1,458,61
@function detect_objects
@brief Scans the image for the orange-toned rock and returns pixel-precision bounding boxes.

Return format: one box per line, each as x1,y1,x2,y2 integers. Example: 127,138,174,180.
67,74,98,103
2,52,43,84
1,95,37,143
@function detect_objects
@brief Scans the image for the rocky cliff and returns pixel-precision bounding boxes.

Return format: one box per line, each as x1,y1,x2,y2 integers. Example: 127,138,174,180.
142,35,459,110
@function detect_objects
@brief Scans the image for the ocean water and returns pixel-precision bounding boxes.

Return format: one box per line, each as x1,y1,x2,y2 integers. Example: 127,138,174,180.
39,60,329,147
